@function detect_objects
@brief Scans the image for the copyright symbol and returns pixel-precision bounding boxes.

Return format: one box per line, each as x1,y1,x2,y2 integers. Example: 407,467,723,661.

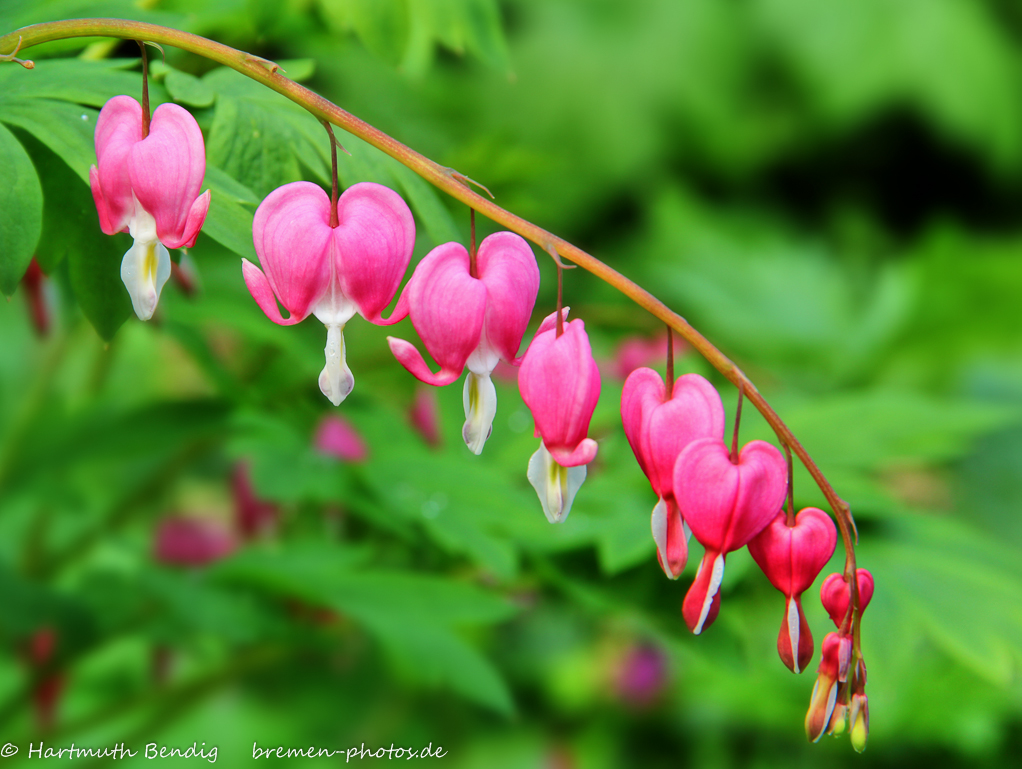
1,743,18,757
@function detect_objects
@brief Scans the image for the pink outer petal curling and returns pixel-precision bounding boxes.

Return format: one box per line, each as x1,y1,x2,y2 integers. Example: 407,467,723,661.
674,438,788,555
748,507,837,597
333,182,415,323
621,370,724,499
820,569,874,628
518,314,602,468
475,232,540,363
92,95,142,235
129,102,208,248
387,241,487,384
250,181,334,325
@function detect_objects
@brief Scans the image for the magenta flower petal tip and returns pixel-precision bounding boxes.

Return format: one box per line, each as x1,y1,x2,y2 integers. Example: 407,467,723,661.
409,386,443,448
92,96,210,320
246,180,415,405
387,232,538,455
621,369,724,578
314,415,369,462
153,516,236,567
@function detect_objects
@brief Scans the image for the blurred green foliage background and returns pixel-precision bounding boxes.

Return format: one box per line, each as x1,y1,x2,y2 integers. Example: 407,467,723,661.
2,0,1022,766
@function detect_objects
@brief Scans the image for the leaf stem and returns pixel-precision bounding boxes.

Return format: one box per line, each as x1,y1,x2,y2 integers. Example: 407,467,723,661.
664,326,674,394
136,39,150,138
322,119,339,227
469,208,477,278
0,18,860,637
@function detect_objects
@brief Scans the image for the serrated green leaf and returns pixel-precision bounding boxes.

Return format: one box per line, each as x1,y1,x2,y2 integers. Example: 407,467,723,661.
0,122,42,295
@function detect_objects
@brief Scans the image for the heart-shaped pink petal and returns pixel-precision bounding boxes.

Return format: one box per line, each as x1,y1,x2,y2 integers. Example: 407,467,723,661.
250,181,333,325
333,182,415,323
129,102,208,249
622,370,724,499
476,231,540,364
92,95,142,235
674,438,788,555
387,241,487,385
820,569,874,629
748,507,837,598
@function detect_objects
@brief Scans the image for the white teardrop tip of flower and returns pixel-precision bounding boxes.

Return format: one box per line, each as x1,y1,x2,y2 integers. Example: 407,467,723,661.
462,371,497,455
120,238,170,321
527,441,587,524
693,553,725,635
319,323,354,406
651,497,672,578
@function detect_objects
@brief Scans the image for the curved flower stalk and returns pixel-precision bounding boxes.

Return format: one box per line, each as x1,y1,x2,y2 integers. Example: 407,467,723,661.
748,507,837,673
384,231,539,454
518,309,601,523
621,370,724,579
673,437,787,634
242,181,415,405
90,95,210,320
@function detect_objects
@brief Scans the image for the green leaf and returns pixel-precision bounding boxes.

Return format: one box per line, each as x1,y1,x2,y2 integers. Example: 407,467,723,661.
15,131,131,336
0,58,167,110
403,0,511,76
164,67,216,108
0,122,42,296
319,0,410,67
200,165,259,260
0,98,98,184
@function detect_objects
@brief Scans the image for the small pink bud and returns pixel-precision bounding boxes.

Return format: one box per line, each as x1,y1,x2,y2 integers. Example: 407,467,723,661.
409,386,443,448
232,462,279,539
314,414,369,462
621,369,724,579
820,569,875,629
153,516,236,567
519,310,602,523
674,437,787,634
747,507,837,673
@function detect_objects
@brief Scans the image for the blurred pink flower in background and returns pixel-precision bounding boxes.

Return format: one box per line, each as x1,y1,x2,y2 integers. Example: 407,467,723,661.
314,414,369,462
232,462,279,539
408,386,443,448
153,516,236,567
25,627,63,731
608,331,688,380
613,643,668,708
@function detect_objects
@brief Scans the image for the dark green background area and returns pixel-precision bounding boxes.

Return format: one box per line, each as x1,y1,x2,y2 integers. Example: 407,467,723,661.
2,0,1022,766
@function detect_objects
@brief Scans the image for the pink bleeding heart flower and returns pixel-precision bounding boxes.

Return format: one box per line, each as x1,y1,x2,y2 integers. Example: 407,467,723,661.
673,437,787,634
242,181,415,405
748,507,837,673
384,232,539,455
153,516,236,567
820,569,875,630
518,309,602,523
621,370,724,579
805,631,843,743
609,331,688,380
90,95,211,320
314,414,369,462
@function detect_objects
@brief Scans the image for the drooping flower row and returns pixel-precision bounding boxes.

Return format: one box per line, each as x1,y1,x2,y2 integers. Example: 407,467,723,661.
88,97,865,746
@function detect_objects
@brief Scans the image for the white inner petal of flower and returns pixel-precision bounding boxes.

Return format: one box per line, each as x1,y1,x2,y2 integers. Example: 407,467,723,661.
787,596,801,673
527,442,587,524
462,371,497,455
651,497,671,577
693,553,725,635
120,200,170,321
313,292,357,407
